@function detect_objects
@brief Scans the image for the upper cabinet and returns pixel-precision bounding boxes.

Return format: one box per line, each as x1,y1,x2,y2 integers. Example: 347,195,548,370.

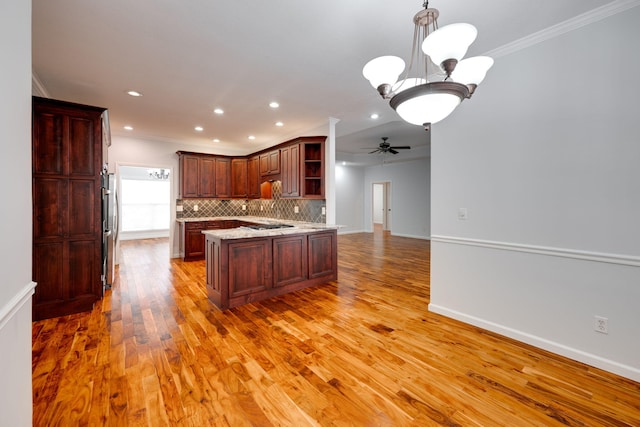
259,150,280,176
178,152,231,199
247,156,260,199
301,138,325,198
231,158,248,198
280,143,300,198
177,135,325,200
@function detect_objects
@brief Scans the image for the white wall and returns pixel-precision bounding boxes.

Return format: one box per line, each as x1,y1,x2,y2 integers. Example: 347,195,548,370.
363,158,430,239
0,0,35,424
109,135,203,257
430,7,640,380
335,164,365,233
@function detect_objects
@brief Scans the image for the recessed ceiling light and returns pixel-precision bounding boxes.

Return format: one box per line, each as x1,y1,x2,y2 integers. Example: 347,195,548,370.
275,121,284,127
213,108,224,115
127,90,143,97
342,161,347,166
212,138,220,143
370,113,379,119
269,102,279,108
124,125,133,131
248,135,256,140
195,126,204,132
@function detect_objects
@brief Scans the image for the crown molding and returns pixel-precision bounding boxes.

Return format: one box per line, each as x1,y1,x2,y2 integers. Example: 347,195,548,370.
31,70,50,98
485,0,640,59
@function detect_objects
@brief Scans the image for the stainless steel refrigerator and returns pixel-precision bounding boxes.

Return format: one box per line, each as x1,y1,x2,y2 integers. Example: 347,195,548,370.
101,172,118,290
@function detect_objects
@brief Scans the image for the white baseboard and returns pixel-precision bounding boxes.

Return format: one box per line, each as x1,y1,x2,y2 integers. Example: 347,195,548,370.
391,232,430,240
0,282,36,331
119,229,169,241
337,229,366,235
428,303,640,383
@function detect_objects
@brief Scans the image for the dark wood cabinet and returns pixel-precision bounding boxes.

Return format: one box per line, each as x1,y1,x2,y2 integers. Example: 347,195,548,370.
206,229,337,310
227,239,272,298
200,157,216,198
273,235,307,287
231,158,248,198
214,157,231,198
308,231,337,279
178,136,325,200
247,156,260,198
302,138,325,198
32,97,107,320
178,153,216,198
280,143,300,198
184,222,206,261
259,150,280,176
182,219,257,261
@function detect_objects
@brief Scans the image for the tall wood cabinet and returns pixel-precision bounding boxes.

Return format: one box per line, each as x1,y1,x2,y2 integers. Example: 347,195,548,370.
32,97,108,320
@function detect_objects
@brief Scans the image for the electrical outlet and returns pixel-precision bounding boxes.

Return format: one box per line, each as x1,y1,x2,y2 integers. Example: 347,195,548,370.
594,316,608,334
321,207,326,215
458,208,468,220
176,205,183,212
260,205,264,211
242,204,246,211
193,205,199,212
294,206,299,213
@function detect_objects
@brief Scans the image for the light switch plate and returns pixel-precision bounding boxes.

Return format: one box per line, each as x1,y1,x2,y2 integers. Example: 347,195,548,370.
458,208,468,220
176,205,183,212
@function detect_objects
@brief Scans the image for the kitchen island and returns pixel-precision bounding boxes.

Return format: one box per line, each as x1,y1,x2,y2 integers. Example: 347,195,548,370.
203,220,338,310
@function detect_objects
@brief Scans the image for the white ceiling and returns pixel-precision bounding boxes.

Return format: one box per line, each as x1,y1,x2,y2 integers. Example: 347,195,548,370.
32,0,613,163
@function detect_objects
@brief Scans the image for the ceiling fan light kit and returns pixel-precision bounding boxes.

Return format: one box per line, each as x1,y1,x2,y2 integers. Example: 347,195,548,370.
363,1,493,130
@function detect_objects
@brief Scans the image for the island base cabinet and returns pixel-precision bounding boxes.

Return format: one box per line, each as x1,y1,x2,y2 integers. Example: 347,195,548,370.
206,230,337,310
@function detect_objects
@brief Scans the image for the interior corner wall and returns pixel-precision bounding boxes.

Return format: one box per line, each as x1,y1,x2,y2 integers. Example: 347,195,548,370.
429,7,640,381
363,158,430,239
0,0,34,424
335,164,365,233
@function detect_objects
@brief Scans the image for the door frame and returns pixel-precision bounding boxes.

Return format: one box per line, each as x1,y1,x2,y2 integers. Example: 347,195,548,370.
371,181,391,232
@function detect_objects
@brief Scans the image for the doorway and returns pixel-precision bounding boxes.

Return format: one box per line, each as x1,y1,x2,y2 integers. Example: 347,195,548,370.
115,164,172,263
372,182,391,233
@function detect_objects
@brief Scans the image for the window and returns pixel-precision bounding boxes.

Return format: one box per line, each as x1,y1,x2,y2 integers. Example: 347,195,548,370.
120,179,170,231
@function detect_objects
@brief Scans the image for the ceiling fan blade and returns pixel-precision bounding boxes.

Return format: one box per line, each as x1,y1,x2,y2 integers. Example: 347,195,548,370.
389,148,399,154
369,149,380,154
391,146,411,149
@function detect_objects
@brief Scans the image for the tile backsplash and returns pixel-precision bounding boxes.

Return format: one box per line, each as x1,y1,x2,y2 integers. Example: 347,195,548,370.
177,182,326,223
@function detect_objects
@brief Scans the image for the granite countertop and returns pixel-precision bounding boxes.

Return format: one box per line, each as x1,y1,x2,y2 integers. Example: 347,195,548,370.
177,216,340,240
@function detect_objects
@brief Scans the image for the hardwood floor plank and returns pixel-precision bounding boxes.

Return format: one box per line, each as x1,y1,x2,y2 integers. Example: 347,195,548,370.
32,235,640,426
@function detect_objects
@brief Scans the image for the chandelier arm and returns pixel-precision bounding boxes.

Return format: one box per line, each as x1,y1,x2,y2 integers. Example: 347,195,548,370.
389,81,470,109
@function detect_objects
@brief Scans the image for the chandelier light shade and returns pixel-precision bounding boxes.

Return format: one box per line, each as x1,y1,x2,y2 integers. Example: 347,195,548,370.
421,23,477,68
362,1,493,130
362,56,405,91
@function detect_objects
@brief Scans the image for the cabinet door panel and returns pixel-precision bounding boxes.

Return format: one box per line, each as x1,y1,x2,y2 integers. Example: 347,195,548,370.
33,178,67,239
273,235,307,287
200,157,216,197
231,158,248,198
247,156,260,198
181,155,199,198
308,232,337,279
68,179,97,236
68,240,98,298
215,158,231,197
228,239,271,297
32,111,64,175
33,242,65,304
68,116,96,176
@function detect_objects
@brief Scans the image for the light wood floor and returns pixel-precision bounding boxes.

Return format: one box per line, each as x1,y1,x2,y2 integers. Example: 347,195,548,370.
32,234,640,426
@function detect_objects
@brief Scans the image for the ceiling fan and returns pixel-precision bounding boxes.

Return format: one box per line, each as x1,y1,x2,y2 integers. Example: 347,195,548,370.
367,137,411,154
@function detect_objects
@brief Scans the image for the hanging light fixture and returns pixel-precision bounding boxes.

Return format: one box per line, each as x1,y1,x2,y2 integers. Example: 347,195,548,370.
362,1,493,131
148,168,170,180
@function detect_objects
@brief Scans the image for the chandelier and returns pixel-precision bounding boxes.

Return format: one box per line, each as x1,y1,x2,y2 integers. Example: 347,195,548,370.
362,1,493,131
148,168,170,180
